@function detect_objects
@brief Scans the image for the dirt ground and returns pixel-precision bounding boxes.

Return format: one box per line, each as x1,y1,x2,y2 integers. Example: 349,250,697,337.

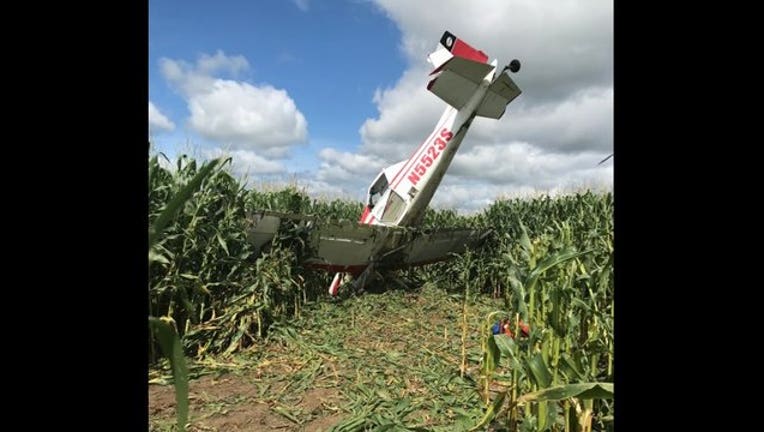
150,372,344,431
149,285,505,431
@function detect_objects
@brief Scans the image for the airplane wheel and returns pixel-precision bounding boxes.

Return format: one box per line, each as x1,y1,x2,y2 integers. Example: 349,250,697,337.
509,59,521,73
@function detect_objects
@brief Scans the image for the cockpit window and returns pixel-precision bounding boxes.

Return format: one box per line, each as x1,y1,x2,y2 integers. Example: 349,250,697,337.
368,172,389,207
380,190,406,223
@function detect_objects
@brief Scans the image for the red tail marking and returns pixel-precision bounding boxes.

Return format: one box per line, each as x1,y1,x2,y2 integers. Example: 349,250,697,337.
452,38,488,63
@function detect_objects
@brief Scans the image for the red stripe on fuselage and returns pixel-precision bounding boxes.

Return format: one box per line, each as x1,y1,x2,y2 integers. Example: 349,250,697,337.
359,206,377,225
359,205,371,223
389,114,455,191
392,124,452,190
386,114,450,192
362,213,376,224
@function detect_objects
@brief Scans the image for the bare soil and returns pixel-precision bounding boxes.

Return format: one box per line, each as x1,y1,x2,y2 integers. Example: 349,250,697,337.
149,285,504,431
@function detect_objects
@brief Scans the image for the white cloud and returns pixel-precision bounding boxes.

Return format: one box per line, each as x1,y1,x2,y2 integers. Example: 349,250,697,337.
292,0,309,12
296,177,359,202
359,65,444,161
196,50,249,75
450,141,611,186
153,1,614,214
319,0,615,211
159,51,308,159
317,148,388,184
203,148,286,176
468,87,614,154
431,164,612,214
372,0,613,104
186,81,307,157
148,101,175,132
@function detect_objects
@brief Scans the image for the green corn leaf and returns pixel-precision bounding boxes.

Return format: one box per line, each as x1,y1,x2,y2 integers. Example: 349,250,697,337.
216,232,230,256
527,249,591,292
485,331,501,374
148,248,169,264
149,157,225,247
493,334,517,360
519,222,532,257
559,354,586,381
149,316,188,431
538,400,551,431
519,382,614,403
469,391,505,431
272,405,302,425
527,352,552,389
507,274,528,321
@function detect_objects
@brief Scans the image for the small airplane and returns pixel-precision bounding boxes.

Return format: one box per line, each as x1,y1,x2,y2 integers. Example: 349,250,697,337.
247,31,523,296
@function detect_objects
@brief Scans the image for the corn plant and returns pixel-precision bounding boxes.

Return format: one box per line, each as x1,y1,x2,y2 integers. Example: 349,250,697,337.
148,153,614,431
149,154,225,431
461,193,613,431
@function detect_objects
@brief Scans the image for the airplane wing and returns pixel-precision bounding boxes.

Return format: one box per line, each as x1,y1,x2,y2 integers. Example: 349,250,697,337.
378,227,491,269
247,211,490,274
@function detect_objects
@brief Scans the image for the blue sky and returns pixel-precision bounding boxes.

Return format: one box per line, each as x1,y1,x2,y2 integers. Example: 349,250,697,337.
150,0,403,171
149,0,613,212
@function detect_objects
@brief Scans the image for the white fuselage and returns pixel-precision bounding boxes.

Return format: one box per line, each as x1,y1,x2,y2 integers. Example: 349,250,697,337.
328,30,522,295
359,67,494,228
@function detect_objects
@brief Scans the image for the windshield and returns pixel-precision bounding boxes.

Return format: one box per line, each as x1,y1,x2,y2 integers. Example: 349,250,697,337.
368,171,389,207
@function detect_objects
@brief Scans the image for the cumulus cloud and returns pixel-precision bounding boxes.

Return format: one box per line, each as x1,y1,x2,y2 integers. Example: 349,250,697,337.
153,1,613,214
203,147,286,177
148,101,175,132
159,50,308,158
359,65,444,161
468,87,614,154
311,0,614,211
296,177,360,202
316,148,388,184
432,162,612,214
450,141,612,191
373,0,613,104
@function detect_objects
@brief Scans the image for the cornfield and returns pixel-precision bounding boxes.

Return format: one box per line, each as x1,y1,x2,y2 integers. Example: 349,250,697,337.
149,154,613,431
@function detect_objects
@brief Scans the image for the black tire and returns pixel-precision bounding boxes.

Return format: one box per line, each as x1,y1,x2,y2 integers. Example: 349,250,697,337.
509,59,521,73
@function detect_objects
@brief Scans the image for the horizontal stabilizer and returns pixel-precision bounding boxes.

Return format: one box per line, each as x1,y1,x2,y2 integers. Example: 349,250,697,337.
475,72,522,119
427,56,495,110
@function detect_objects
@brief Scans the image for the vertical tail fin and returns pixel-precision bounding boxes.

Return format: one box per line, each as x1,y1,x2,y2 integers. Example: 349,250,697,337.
439,31,489,63
428,30,489,71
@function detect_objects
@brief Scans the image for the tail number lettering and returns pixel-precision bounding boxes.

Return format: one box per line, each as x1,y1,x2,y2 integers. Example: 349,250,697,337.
407,128,453,186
